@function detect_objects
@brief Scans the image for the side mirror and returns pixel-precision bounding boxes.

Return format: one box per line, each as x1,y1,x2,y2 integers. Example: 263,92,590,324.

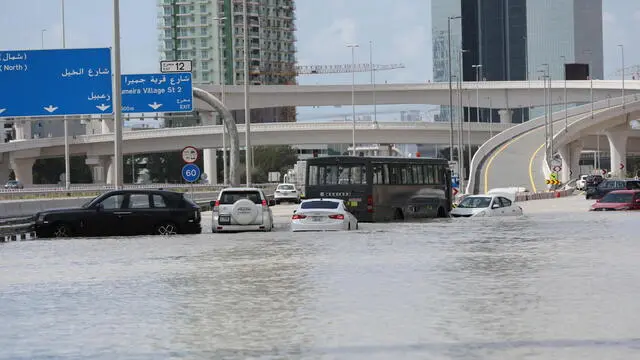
95,203,104,211
491,203,500,209
293,210,297,214
268,199,276,207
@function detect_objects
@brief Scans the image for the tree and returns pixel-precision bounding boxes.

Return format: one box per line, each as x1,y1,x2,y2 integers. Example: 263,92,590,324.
249,145,299,183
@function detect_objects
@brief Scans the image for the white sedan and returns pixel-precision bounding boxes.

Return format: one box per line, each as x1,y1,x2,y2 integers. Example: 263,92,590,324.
291,198,358,232
450,194,523,218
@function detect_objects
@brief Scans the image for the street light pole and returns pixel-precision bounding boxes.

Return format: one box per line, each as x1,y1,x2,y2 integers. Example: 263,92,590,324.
487,96,493,138
61,0,72,189
619,44,625,109
458,49,468,188
112,0,124,189
242,0,251,186
214,16,227,185
369,40,377,126
447,16,461,162
347,44,359,155
538,67,549,163
561,56,568,133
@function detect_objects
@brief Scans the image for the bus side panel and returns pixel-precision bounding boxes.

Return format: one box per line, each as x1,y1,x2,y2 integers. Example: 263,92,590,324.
444,168,452,212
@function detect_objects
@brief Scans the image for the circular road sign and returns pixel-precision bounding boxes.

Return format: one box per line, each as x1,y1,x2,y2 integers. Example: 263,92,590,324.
181,146,199,163
182,164,201,183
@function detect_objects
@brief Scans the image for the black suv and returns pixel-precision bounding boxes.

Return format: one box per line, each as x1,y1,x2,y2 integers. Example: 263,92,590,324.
35,190,202,238
585,179,640,200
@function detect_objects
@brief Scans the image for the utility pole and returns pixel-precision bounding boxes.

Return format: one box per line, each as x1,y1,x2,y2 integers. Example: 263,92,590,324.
214,16,228,185
447,16,462,161
242,0,251,186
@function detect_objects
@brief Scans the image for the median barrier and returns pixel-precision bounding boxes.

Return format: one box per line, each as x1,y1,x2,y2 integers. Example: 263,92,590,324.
514,188,575,202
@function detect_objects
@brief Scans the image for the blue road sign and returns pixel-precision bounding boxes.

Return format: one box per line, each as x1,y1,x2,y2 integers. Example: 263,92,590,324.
121,72,193,113
182,163,201,183
0,48,112,118
451,176,460,188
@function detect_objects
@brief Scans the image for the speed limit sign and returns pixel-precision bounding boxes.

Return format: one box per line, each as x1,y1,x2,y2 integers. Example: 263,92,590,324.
181,146,198,163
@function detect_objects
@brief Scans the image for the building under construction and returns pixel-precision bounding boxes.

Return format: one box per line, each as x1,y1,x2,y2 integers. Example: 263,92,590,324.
158,0,298,123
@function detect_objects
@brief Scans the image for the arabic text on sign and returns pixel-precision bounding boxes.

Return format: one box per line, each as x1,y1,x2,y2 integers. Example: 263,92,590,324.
0,52,27,62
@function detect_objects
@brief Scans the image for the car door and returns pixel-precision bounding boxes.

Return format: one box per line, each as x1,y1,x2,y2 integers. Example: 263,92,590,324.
86,193,126,236
120,193,155,236
499,197,519,216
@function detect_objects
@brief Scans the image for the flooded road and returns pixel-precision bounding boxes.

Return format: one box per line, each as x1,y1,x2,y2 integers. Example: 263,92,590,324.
1,197,640,359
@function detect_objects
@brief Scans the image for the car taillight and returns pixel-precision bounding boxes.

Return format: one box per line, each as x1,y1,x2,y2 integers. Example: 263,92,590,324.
328,214,344,220
292,214,307,219
262,199,267,207
367,195,374,213
212,200,220,212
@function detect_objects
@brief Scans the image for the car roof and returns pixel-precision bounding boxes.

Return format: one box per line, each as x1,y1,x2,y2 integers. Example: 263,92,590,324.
222,187,263,192
277,183,295,186
302,198,342,203
106,189,182,196
609,189,640,194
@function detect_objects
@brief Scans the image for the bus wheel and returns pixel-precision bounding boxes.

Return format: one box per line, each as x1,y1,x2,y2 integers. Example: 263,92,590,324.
393,208,404,221
437,207,447,218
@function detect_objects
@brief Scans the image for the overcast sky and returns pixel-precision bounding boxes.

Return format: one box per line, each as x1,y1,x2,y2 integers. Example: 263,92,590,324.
1,0,638,120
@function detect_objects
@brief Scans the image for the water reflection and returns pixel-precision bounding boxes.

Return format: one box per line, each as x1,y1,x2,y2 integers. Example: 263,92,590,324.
1,211,640,359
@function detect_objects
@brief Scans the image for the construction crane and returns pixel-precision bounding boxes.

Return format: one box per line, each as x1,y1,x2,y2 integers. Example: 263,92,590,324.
256,63,405,78
610,65,640,79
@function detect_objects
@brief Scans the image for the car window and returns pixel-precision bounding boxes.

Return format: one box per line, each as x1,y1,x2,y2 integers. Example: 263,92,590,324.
457,196,491,208
100,194,125,210
153,194,168,208
278,184,295,190
602,192,634,203
499,197,512,207
128,194,150,209
300,200,340,209
626,181,640,190
219,191,262,204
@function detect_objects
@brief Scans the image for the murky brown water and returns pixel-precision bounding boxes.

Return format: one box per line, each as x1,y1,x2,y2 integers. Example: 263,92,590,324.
1,205,640,359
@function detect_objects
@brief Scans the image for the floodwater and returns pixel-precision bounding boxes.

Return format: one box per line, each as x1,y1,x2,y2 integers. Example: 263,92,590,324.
1,197,640,359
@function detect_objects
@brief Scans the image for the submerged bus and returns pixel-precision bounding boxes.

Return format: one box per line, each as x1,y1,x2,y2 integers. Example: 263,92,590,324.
304,156,452,222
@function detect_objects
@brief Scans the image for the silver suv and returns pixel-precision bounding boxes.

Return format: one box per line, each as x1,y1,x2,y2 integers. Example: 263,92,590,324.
212,187,275,232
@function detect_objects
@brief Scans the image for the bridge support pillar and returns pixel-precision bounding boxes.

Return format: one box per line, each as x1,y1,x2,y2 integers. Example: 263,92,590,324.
0,153,10,182
86,156,112,184
605,123,630,177
498,109,513,124
14,120,32,140
0,119,5,143
203,149,218,184
558,140,583,183
101,118,114,134
10,157,34,186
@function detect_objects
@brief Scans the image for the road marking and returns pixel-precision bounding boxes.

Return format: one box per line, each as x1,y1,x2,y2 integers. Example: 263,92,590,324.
483,135,524,194
528,142,546,193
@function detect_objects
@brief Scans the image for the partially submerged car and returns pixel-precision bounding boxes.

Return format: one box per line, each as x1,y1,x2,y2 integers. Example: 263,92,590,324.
450,194,523,218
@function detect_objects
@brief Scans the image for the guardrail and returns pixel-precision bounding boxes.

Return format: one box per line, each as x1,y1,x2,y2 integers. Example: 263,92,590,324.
514,188,575,202
0,216,35,242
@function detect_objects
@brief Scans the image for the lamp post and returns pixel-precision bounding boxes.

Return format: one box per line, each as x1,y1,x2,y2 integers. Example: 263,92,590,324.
458,48,468,188
561,56,568,133
486,96,493,138
447,15,462,162
472,64,482,124
112,0,124,189
347,43,359,155
213,16,227,185
538,67,549,163
523,35,530,121
61,0,73,189
619,44,625,109
242,0,251,186
41,29,46,49
369,40,377,126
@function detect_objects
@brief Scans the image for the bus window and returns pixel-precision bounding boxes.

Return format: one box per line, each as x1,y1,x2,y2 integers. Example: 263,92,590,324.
383,164,390,184
424,164,434,184
314,164,369,185
308,165,319,185
434,165,442,184
373,164,384,184
414,165,424,184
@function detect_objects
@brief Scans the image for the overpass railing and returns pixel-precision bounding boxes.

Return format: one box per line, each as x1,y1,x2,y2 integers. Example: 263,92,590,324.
0,121,515,154
467,94,640,194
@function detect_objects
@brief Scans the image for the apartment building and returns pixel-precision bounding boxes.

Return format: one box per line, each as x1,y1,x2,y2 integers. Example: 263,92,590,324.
157,0,297,123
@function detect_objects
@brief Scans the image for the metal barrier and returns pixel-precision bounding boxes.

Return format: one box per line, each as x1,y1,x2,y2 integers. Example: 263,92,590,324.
0,216,35,242
514,189,575,202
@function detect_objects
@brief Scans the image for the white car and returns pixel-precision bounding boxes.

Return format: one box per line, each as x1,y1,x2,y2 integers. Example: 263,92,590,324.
450,194,523,218
291,198,358,232
576,175,588,190
212,187,275,232
274,183,301,204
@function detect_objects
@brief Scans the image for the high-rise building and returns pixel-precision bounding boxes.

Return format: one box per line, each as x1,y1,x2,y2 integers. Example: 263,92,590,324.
432,0,603,124
157,0,297,123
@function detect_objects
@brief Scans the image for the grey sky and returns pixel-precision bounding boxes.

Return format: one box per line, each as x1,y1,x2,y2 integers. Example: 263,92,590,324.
0,0,638,120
